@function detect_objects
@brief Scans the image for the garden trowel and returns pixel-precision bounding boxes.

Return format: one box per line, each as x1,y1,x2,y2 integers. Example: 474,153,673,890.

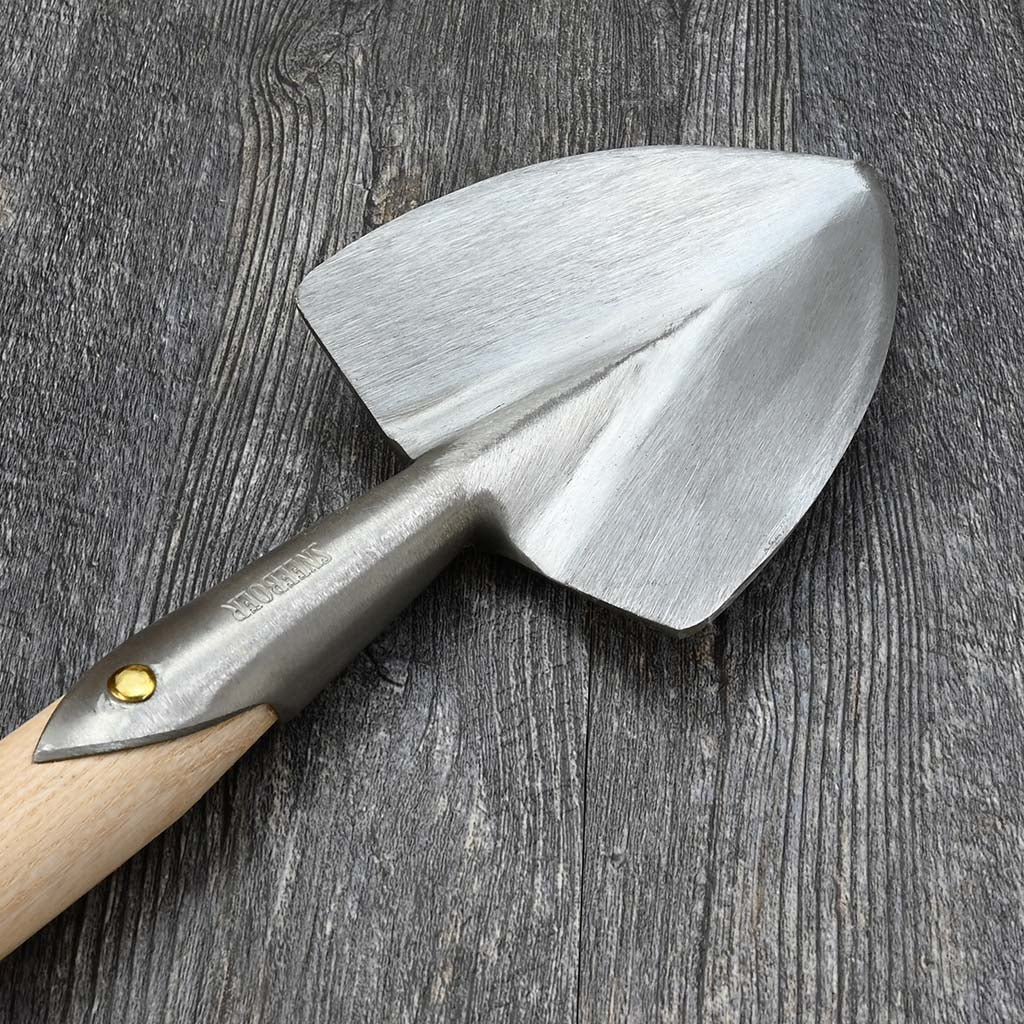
0,146,897,956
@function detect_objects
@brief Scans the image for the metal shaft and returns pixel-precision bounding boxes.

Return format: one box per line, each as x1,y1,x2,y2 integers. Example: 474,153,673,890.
34,451,480,760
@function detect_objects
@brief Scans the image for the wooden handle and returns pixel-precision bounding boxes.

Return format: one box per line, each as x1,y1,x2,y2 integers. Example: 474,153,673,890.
0,701,277,959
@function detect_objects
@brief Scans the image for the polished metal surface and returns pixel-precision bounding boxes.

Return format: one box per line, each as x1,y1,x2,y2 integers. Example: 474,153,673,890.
36,146,897,762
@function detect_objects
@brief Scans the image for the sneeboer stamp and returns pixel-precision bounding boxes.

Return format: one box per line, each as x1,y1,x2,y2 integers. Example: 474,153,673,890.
220,543,332,622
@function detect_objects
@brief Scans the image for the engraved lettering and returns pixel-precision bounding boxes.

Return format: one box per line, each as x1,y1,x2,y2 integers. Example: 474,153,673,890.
264,571,288,596
274,564,300,587
221,597,252,622
293,543,331,574
222,543,333,621
305,542,331,567
288,557,311,581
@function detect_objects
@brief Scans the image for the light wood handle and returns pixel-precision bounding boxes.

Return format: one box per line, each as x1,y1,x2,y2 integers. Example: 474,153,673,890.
0,701,277,959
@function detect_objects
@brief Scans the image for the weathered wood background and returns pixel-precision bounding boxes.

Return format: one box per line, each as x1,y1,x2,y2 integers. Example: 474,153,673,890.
1,0,1022,1020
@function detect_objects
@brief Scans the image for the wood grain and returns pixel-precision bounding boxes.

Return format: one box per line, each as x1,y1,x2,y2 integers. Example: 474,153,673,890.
0,703,276,960
0,0,1022,1021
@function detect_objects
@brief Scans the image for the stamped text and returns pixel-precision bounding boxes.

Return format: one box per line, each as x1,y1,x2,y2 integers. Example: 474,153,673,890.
221,542,332,622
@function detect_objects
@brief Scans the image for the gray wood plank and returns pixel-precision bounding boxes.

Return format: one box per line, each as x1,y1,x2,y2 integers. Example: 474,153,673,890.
1,0,1022,1022
0,2,590,1021
577,1,1024,1022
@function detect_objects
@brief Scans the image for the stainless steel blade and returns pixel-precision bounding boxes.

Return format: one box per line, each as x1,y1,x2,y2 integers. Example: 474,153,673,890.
299,145,897,631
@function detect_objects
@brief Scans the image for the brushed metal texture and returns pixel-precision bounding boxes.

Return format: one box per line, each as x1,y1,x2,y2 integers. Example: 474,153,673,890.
299,145,897,631
35,145,897,761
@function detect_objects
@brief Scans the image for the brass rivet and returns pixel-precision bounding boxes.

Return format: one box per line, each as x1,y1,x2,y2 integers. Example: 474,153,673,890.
107,664,157,703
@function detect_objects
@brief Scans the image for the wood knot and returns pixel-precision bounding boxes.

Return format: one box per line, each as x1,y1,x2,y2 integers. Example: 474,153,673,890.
365,169,425,230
